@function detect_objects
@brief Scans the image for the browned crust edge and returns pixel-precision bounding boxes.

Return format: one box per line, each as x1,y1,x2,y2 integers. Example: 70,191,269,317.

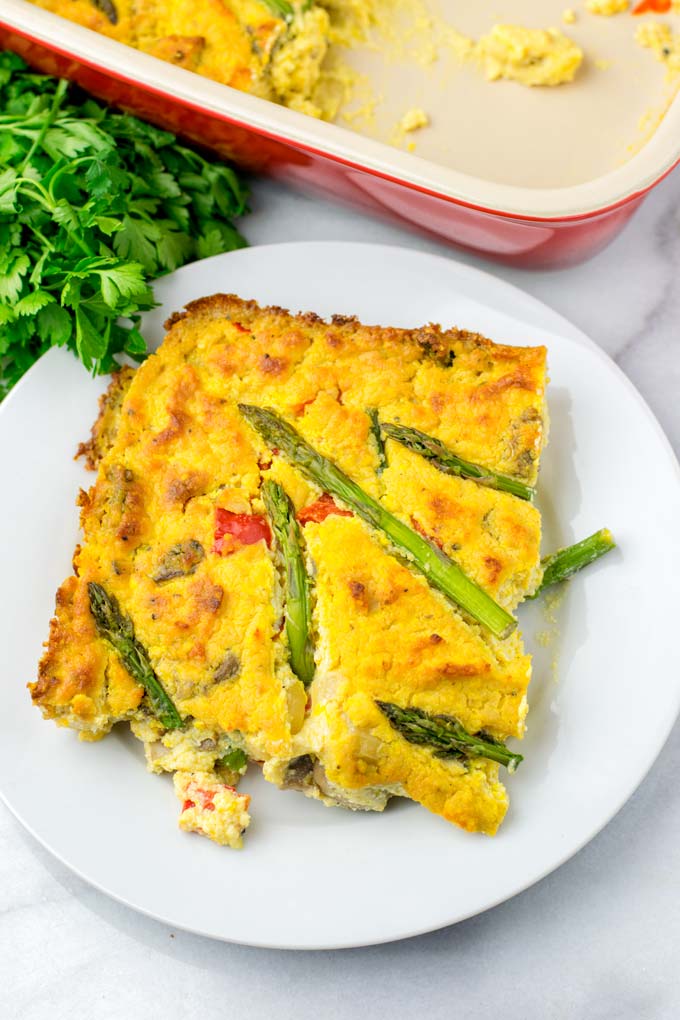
163,293,544,363
76,365,137,470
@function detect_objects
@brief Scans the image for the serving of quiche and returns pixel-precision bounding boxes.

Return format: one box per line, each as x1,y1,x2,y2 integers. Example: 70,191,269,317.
29,295,548,846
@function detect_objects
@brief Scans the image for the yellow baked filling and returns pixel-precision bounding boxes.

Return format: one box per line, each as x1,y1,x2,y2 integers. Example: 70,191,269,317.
29,0,331,115
30,295,547,844
636,21,680,79
174,770,251,848
476,25,583,86
585,0,629,15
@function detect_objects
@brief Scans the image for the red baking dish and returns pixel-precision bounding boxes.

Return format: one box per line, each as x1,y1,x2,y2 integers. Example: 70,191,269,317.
2,0,680,267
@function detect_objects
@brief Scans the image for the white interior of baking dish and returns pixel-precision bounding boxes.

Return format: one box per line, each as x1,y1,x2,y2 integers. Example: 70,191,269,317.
338,0,680,189
4,0,680,218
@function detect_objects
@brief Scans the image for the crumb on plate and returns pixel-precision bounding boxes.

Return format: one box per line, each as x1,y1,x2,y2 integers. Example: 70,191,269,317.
174,771,251,849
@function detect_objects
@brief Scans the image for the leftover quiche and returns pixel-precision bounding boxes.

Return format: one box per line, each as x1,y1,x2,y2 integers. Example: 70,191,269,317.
29,0,331,116
28,0,586,116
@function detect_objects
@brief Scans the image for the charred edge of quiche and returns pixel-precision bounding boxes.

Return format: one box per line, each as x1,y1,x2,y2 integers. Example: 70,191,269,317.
76,365,137,471
163,293,546,368
163,293,547,488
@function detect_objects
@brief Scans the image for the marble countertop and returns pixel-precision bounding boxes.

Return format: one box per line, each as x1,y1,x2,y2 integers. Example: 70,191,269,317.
4,171,680,1020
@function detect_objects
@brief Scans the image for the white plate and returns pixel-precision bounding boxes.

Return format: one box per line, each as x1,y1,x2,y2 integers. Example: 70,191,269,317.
2,243,679,950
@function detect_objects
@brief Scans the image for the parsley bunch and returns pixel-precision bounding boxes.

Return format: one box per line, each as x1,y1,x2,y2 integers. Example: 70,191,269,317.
0,51,249,398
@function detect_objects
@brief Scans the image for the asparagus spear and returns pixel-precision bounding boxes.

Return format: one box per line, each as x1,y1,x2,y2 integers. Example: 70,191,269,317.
381,422,535,501
529,528,616,598
262,480,315,687
366,408,387,474
88,582,183,729
376,701,523,772
239,405,516,639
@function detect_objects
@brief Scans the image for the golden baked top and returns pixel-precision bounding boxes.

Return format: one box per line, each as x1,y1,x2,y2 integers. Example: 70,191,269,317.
30,294,547,840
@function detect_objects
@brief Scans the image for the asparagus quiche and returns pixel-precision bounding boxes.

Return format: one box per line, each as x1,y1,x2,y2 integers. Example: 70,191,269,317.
30,295,548,845
29,0,331,116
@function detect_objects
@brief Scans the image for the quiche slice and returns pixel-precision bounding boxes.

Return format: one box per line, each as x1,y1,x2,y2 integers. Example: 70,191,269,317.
30,294,547,844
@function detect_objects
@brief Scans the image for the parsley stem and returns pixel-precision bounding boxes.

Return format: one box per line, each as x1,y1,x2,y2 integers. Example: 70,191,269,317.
22,182,93,258
19,79,68,173
7,177,53,208
1,175,90,258
47,154,105,200
26,224,55,253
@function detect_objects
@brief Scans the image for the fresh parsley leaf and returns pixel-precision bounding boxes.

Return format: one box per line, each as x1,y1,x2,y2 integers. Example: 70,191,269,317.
97,261,151,308
123,325,148,356
146,169,182,199
196,227,226,260
113,215,161,273
155,226,193,272
85,158,128,200
92,215,121,236
0,168,19,214
13,289,54,316
0,253,30,302
75,305,106,366
51,199,81,232
0,53,248,397
36,302,71,346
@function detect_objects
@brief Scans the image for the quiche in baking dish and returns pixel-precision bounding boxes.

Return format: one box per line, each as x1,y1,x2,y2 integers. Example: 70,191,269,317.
30,295,547,846
29,0,332,115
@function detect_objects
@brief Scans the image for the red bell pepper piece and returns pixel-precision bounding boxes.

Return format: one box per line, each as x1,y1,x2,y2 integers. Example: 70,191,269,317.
297,493,353,525
214,508,272,555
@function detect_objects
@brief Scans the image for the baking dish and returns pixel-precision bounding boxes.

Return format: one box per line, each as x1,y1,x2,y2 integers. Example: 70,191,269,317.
2,0,680,267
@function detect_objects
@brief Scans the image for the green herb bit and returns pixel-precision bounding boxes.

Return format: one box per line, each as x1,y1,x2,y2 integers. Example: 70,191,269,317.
240,405,516,639
217,747,248,773
366,407,387,474
381,422,535,501
262,479,315,686
87,582,183,729
376,701,523,772
530,528,616,598
262,0,295,23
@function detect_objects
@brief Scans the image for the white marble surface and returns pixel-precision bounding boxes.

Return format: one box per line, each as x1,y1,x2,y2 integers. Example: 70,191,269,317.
3,172,680,1019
